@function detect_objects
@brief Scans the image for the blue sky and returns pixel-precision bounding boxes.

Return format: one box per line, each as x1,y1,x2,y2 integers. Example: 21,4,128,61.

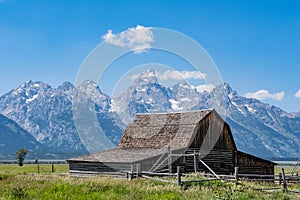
0,0,299,112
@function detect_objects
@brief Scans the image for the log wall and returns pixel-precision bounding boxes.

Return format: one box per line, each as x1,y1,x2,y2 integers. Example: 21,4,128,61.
69,161,131,172
186,148,234,174
236,151,275,175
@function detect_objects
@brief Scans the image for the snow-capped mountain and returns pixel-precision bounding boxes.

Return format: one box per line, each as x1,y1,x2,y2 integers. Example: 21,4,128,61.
1,70,299,159
213,84,300,159
0,80,124,157
111,69,173,124
111,70,300,159
169,82,201,111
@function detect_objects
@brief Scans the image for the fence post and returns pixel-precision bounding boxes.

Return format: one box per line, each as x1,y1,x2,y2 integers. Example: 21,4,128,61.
193,150,198,173
136,163,141,177
234,167,239,181
51,163,54,173
281,168,287,192
129,164,134,180
177,166,181,186
37,163,40,174
279,173,282,185
168,146,172,173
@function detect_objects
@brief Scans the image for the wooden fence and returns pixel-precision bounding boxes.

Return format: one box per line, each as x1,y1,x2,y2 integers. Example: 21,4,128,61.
67,161,300,193
119,165,300,193
0,160,67,164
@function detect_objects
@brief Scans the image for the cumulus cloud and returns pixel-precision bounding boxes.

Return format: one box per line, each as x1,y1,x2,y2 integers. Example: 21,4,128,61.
295,89,300,98
157,70,206,80
244,89,284,100
102,25,154,54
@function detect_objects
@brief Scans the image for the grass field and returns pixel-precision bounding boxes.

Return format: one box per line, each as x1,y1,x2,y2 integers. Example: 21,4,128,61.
275,165,298,175
0,164,299,200
0,164,69,174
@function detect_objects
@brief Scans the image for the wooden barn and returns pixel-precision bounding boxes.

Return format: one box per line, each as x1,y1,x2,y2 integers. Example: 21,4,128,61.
67,109,275,176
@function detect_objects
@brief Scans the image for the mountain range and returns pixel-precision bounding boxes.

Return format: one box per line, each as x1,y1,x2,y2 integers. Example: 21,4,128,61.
0,69,299,160
0,80,123,159
111,70,300,159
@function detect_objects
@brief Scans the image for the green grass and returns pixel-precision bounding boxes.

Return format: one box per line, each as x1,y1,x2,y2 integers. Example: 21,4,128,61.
0,164,69,174
275,165,298,175
0,164,299,200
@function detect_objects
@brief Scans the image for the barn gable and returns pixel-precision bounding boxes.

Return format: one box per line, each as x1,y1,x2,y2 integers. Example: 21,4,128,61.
188,110,236,150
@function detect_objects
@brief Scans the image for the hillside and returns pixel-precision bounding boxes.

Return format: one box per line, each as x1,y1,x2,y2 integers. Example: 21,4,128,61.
0,114,49,159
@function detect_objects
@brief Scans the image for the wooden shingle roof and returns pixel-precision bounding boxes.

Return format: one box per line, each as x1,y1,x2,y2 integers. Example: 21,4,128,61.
68,110,213,163
119,109,212,149
67,147,167,163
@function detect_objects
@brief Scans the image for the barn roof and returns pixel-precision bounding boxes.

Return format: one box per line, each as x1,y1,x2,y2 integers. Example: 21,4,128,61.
67,147,169,163
237,150,276,165
68,109,213,163
119,109,212,149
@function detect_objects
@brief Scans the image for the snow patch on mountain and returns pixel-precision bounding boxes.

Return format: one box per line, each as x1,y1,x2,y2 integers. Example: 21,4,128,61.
231,101,246,115
245,104,256,113
26,94,39,103
169,99,182,111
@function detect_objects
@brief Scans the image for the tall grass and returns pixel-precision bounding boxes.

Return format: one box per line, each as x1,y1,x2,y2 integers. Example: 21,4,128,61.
0,164,299,200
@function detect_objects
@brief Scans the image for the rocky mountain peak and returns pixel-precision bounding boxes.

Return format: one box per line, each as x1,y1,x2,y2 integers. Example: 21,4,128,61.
210,82,238,99
77,80,111,109
78,80,99,91
134,69,158,85
0,81,52,106
19,80,51,91
55,82,77,99
58,81,76,91
173,81,194,90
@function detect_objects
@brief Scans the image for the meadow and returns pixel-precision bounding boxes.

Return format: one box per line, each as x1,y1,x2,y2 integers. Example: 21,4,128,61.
0,164,299,200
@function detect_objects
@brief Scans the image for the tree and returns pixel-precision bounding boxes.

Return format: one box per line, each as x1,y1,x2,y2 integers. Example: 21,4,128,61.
16,148,29,167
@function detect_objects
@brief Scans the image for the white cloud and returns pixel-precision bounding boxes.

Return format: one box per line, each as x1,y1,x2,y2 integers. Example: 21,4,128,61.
157,70,206,80
102,25,154,54
295,89,300,98
244,89,284,100
193,84,215,93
